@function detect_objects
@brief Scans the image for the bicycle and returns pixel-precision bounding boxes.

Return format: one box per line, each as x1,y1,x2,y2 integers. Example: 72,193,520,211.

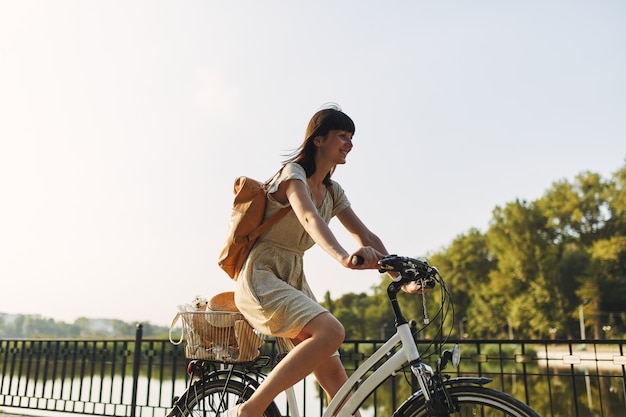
168,255,540,417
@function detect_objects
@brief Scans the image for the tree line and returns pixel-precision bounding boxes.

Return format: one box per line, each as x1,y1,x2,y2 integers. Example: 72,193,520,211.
324,159,626,341
0,313,169,338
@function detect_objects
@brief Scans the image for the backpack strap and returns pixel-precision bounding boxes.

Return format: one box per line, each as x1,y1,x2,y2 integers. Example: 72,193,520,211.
248,166,291,240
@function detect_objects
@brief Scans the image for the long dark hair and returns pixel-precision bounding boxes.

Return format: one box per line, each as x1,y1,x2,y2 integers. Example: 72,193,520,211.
283,104,355,186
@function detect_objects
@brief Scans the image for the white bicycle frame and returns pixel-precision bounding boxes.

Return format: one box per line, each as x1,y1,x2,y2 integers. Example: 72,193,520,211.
278,321,432,417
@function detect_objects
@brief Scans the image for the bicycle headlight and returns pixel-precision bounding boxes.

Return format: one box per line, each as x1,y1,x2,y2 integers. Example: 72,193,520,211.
440,344,462,370
452,344,461,368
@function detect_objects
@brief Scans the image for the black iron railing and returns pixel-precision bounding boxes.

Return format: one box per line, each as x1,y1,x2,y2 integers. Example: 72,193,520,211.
1,325,625,417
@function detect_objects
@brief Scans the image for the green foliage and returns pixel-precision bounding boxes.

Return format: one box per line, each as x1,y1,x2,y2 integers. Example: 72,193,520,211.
328,159,626,340
0,313,169,338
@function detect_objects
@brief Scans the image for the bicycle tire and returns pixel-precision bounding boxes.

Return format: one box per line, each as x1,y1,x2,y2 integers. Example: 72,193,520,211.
396,385,540,417
169,378,281,417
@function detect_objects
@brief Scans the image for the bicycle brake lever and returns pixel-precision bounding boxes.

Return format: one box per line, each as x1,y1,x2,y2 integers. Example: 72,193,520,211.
378,264,394,273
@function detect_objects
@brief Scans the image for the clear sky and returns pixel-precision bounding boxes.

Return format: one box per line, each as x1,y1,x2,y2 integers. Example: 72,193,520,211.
1,1,624,327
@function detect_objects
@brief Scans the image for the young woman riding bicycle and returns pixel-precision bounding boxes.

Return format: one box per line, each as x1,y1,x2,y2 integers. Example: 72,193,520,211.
231,104,419,417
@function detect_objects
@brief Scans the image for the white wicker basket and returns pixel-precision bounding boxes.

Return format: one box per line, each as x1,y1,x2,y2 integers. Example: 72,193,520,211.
169,310,263,362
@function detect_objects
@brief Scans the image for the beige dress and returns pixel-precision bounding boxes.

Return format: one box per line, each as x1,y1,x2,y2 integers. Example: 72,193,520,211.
234,163,350,338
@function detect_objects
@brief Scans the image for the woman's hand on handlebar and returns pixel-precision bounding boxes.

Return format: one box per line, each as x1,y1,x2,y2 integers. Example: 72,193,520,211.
345,247,384,270
401,281,428,294
382,268,428,294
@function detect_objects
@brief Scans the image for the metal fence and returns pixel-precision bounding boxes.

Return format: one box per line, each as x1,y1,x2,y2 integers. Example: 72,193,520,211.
1,325,625,417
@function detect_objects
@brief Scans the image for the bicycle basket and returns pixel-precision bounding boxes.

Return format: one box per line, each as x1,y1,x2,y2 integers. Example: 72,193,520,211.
169,310,263,363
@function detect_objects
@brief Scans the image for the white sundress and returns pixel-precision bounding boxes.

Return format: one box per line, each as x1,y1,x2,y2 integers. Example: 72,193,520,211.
234,162,350,338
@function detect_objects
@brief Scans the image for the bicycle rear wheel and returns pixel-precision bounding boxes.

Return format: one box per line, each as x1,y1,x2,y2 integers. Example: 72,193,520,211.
169,379,281,417
398,385,540,417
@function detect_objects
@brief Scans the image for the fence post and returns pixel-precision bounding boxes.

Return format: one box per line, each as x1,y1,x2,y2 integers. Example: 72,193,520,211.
131,323,143,417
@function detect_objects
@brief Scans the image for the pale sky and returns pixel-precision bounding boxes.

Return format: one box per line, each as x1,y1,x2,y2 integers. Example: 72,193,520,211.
1,1,624,327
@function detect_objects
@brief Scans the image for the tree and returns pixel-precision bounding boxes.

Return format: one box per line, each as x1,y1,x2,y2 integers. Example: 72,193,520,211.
538,170,617,338
428,229,495,339
486,199,558,338
605,160,626,235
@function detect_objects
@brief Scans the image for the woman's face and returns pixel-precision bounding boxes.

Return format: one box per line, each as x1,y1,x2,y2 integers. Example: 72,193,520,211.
317,129,354,165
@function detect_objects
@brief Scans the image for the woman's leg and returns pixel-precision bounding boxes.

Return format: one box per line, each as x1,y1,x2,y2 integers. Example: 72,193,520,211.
313,356,361,417
313,355,348,401
237,312,344,417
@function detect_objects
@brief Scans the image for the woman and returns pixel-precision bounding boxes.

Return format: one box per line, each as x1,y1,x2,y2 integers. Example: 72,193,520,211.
232,104,396,417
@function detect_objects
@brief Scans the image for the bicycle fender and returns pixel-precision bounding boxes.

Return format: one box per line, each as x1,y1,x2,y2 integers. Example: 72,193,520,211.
441,376,493,387
196,369,263,389
392,377,493,417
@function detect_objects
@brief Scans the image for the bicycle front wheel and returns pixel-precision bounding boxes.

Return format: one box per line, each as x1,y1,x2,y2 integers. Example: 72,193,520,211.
398,385,540,417
170,379,281,417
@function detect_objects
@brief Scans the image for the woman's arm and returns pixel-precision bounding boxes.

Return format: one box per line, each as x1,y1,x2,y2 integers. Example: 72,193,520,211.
336,206,389,254
278,179,382,269
276,179,424,291
337,205,424,293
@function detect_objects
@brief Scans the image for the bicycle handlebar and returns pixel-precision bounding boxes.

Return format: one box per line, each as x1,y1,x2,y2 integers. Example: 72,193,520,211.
352,254,437,290
379,255,438,291
350,255,364,266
